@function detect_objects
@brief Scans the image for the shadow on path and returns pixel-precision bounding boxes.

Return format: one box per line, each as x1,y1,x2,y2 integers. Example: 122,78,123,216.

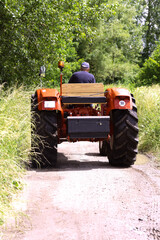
33,152,124,172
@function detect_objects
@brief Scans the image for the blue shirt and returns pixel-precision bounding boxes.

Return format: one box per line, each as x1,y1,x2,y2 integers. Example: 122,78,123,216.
69,71,96,83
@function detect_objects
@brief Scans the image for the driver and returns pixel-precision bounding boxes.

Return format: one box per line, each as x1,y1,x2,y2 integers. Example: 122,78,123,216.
69,62,96,83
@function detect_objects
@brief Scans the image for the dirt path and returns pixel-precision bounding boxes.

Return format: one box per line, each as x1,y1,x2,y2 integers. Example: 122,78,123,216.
2,142,160,240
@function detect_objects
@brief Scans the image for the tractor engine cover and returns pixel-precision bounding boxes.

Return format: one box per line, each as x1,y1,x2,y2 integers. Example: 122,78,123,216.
67,116,110,139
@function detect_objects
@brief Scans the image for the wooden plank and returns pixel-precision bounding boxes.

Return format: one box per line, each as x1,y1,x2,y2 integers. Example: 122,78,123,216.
62,83,104,97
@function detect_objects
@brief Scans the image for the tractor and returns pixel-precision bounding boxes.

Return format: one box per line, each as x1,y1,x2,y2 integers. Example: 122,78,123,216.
31,61,138,168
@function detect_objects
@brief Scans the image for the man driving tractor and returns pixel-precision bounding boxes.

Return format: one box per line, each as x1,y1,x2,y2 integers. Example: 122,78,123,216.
69,62,96,83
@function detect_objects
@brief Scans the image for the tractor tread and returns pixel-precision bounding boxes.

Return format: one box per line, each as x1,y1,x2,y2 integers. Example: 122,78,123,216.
31,94,58,168
107,104,139,167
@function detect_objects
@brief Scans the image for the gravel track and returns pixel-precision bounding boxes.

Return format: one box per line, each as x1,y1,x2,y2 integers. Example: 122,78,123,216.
2,142,160,240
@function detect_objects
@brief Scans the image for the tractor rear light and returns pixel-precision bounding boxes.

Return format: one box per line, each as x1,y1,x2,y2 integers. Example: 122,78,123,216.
44,101,56,108
119,100,126,107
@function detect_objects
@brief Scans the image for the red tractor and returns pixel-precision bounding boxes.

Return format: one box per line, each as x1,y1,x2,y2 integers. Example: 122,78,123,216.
31,61,138,168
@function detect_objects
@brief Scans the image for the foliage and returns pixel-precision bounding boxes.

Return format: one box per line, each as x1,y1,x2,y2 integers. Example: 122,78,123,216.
0,0,159,85
0,0,109,86
0,0,145,87
0,85,32,224
142,0,160,61
137,41,160,85
77,0,143,83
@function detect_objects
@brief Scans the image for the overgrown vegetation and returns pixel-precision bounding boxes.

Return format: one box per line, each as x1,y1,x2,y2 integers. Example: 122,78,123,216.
0,84,160,225
133,85,160,157
0,86,31,225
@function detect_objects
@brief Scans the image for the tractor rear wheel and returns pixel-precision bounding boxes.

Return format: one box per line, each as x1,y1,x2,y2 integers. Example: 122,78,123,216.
107,107,139,167
31,93,58,168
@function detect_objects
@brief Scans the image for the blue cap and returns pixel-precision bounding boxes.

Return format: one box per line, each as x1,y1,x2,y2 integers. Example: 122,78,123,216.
81,62,90,69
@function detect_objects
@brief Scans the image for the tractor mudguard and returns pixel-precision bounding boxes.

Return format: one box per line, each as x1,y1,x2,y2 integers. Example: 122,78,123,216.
36,88,62,111
104,87,133,115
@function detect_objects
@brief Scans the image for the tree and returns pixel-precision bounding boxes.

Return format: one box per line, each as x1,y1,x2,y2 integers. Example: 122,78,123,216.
2,0,157,86
77,0,143,83
142,0,160,61
0,0,94,86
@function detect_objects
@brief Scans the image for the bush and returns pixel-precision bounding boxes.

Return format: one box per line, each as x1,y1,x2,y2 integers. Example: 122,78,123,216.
137,42,160,86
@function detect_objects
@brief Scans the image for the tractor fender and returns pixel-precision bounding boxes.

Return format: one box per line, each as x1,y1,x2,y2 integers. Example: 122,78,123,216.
105,87,133,114
36,88,62,111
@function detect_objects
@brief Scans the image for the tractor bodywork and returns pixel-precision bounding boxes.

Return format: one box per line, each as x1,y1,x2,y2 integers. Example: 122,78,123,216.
36,85,132,141
31,82,138,168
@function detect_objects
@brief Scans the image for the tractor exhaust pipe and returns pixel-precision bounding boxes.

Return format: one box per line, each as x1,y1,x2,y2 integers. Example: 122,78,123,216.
58,61,64,96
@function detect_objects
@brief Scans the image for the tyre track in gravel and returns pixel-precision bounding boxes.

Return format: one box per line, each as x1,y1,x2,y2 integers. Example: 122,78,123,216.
1,142,160,240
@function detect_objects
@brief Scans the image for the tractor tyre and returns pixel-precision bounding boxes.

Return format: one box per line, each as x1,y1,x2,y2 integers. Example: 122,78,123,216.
107,106,139,167
31,93,58,168
99,141,108,156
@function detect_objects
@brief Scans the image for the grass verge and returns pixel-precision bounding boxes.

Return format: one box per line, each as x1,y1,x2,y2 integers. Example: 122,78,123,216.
0,85,32,225
133,85,160,159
